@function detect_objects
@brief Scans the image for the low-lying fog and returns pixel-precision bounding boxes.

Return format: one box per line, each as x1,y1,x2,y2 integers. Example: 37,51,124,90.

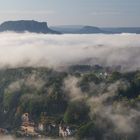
0,32,140,71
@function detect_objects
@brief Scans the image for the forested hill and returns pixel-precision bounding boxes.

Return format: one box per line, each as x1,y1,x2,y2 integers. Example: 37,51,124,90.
0,66,140,139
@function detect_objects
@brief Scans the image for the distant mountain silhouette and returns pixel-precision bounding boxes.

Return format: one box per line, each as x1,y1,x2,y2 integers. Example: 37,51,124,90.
51,25,83,33
51,25,106,34
0,20,61,34
51,25,140,34
1,21,139,34
77,26,105,34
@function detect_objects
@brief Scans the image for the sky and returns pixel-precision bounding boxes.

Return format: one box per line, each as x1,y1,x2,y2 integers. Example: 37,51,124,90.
0,0,140,27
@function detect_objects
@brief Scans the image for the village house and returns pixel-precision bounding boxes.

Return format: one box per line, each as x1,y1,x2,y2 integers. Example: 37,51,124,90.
98,72,108,79
21,113,29,122
20,113,36,134
21,122,35,133
59,124,72,137
38,123,44,132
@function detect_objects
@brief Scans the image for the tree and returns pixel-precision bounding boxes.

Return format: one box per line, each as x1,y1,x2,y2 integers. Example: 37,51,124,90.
77,122,103,140
64,101,89,124
108,72,122,82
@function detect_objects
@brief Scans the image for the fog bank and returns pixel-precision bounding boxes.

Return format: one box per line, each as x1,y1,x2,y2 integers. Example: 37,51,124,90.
0,32,140,71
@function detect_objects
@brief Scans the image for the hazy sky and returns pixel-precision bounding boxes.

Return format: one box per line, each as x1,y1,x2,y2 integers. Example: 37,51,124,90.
0,0,140,27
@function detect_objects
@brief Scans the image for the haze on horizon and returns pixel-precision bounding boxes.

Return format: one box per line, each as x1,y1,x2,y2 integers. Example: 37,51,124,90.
0,0,140,27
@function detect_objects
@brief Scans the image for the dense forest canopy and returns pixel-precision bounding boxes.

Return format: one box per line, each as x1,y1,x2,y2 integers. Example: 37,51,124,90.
0,65,140,139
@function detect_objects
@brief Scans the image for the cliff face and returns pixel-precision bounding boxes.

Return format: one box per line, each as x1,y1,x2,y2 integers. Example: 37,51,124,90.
0,20,61,34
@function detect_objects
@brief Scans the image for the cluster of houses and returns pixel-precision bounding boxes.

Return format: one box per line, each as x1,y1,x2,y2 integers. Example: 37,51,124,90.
17,113,75,138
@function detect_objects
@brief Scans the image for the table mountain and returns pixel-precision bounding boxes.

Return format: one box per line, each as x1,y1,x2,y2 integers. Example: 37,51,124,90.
0,20,61,34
